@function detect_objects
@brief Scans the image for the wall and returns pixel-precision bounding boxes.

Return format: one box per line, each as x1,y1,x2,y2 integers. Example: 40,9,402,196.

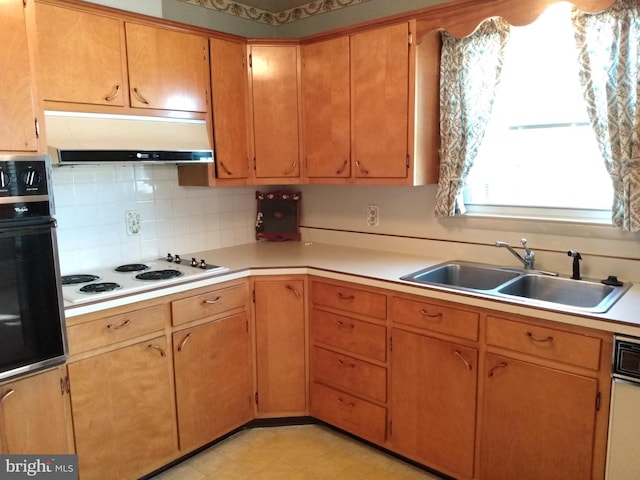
51,165,256,274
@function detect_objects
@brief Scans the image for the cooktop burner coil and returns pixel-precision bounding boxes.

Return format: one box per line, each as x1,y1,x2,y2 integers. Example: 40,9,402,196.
61,274,100,285
115,263,149,273
79,282,122,293
135,269,183,281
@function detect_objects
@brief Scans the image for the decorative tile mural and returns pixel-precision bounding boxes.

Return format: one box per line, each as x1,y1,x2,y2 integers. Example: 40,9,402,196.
180,0,372,25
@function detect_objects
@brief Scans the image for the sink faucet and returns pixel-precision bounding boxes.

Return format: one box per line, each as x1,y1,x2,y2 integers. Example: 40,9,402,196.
496,238,535,269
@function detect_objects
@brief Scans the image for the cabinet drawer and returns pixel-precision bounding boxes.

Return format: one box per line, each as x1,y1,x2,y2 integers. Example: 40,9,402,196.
67,305,166,355
311,382,386,444
172,284,246,326
311,281,387,320
312,346,386,403
311,310,387,361
486,316,602,370
391,297,479,341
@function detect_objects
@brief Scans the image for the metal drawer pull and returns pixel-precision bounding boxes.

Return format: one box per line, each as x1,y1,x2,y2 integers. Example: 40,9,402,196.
107,319,131,330
177,333,192,352
104,84,121,101
147,344,166,357
203,296,222,305
338,359,356,369
336,320,355,330
219,161,233,176
0,389,15,404
335,159,348,175
132,87,150,105
338,397,355,408
337,292,355,301
420,308,443,319
454,350,472,370
488,362,508,377
526,332,554,343
283,160,297,175
286,285,301,299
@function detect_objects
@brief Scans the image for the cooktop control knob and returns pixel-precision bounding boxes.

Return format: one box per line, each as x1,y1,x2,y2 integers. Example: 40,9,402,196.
0,168,11,189
191,257,198,267
166,253,173,262
174,254,181,264
199,259,207,269
21,168,41,187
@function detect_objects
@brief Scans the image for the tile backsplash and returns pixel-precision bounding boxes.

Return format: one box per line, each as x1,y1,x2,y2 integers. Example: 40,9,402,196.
51,164,256,274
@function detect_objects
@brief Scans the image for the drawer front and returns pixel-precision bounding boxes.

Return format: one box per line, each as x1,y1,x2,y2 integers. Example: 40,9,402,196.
312,346,386,403
67,305,166,355
311,281,387,320
391,297,479,341
311,382,386,444
172,284,247,326
311,310,387,362
486,316,602,370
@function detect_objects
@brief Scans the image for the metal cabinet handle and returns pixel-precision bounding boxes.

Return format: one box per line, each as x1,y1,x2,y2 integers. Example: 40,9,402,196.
286,284,301,299
337,292,355,301
107,319,131,330
488,361,508,377
219,161,233,176
203,296,222,305
283,159,297,175
147,344,166,357
104,84,121,102
132,87,150,105
454,350,472,371
338,397,355,408
335,159,348,175
338,359,356,369
0,389,14,404
336,320,355,330
356,160,369,175
177,333,192,352
526,332,554,343
420,308,443,319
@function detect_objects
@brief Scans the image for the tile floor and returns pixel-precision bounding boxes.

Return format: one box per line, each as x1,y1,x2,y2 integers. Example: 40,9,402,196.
149,424,444,480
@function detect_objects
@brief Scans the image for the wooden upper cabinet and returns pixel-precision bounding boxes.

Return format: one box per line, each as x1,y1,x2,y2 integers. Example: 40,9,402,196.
35,3,126,107
0,0,40,152
352,22,410,180
301,37,351,181
126,23,209,113
210,37,250,180
249,44,301,183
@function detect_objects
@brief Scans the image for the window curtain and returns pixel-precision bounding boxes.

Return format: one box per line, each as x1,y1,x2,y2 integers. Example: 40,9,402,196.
573,0,640,231
434,18,511,217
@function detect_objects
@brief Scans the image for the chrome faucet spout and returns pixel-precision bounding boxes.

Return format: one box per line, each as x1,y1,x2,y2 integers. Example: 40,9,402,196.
496,239,535,269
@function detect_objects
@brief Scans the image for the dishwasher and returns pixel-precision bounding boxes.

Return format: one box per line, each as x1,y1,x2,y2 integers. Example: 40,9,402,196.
607,335,640,480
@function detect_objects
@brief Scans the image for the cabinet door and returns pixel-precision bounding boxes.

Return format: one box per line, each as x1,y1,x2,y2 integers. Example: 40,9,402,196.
126,23,208,112
254,278,306,415
301,37,351,179
210,37,250,180
250,45,301,181
0,0,39,151
352,22,409,179
35,3,125,107
68,337,177,480
481,353,598,480
391,329,477,479
173,313,252,451
0,367,73,454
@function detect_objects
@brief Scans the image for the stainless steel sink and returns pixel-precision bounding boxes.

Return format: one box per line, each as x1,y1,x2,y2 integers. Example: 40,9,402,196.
401,261,521,291
401,261,631,314
496,274,629,312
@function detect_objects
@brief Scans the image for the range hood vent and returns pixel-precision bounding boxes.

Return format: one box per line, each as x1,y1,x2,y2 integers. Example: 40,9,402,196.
45,111,214,165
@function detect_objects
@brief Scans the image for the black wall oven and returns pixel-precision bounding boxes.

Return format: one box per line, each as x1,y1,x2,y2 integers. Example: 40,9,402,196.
0,155,66,382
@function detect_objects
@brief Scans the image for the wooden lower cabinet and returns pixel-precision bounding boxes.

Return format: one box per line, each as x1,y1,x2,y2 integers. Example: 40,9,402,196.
0,367,73,454
253,277,307,416
480,353,600,480
68,336,177,480
173,312,252,451
390,328,477,479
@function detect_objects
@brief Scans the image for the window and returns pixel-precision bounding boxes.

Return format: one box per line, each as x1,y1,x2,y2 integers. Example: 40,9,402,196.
463,3,613,222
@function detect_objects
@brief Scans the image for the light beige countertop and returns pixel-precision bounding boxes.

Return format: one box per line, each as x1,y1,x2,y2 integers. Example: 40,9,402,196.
64,241,640,337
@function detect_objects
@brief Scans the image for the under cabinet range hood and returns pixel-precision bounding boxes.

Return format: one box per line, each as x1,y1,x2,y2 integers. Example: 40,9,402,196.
45,111,214,165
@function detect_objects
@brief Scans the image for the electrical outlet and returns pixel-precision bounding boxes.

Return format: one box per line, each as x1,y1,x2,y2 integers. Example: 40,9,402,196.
126,210,141,236
367,205,379,226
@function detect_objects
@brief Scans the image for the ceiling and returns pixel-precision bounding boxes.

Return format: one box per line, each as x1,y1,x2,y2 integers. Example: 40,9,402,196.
180,0,371,25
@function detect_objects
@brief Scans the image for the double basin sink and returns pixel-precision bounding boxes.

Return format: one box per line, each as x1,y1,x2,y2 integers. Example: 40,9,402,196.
401,261,631,314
